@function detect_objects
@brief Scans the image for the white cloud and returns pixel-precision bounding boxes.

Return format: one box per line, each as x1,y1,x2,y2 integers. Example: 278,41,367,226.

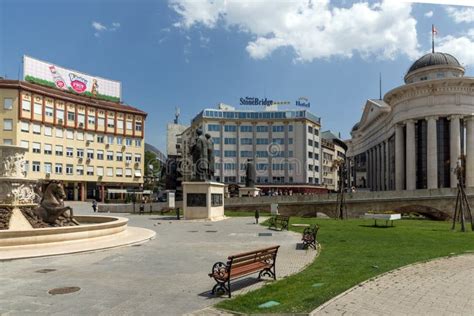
169,0,420,62
446,6,474,23
424,10,434,17
436,28,474,66
111,22,121,31
91,21,120,37
92,21,107,32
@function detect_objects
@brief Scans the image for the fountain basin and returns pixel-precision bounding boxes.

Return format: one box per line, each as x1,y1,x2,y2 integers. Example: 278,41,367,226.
0,215,155,260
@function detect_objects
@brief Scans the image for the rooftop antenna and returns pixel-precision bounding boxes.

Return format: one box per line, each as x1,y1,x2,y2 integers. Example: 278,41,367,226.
174,107,180,124
379,72,382,100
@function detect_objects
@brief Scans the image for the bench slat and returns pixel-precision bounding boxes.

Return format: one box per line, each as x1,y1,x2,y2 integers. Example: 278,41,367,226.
228,246,279,259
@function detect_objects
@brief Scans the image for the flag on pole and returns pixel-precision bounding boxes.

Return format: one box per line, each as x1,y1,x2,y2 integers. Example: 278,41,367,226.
431,24,437,53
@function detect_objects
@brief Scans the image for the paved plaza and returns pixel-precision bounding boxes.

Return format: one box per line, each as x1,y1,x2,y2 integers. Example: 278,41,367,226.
0,203,315,315
312,254,474,316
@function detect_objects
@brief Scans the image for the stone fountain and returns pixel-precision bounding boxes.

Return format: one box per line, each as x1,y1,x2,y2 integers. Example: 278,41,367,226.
0,145,155,260
0,145,38,230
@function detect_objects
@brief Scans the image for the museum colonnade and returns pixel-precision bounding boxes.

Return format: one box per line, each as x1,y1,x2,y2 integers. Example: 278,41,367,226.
364,115,474,191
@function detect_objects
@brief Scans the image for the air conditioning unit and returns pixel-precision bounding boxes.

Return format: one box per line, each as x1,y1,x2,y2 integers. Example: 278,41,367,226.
79,122,84,127
122,145,126,151
134,162,139,167
105,144,110,148
58,119,63,124
86,158,91,164
125,162,130,166
45,172,51,178
86,140,91,146
98,176,103,180
78,158,83,163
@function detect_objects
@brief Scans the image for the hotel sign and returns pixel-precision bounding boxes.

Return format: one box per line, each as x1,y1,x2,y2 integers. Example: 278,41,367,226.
23,55,121,102
239,96,291,106
296,97,310,107
239,96,310,107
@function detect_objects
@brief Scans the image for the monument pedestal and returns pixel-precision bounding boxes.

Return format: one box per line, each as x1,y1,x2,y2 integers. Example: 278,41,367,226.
183,181,225,221
238,187,261,197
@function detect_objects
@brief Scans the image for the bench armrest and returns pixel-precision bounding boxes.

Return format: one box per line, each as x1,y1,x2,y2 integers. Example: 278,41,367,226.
209,261,229,281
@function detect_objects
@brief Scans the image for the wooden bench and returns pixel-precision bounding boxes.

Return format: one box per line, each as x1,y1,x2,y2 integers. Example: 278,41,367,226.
208,245,280,298
268,215,290,230
302,224,319,249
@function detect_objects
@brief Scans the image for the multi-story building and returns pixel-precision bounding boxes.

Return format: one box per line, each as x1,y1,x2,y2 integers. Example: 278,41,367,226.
347,51,474,191
0,79,147,201
180,103,324,193
320,131,347,192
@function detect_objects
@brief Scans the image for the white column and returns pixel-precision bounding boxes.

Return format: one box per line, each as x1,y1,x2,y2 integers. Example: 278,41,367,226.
379,144,383,190
406,120,416,191
466,116,474,187
385,141,389,190
427,116,438,189
449,115,461,188
376,145,380,191
395,124,405,190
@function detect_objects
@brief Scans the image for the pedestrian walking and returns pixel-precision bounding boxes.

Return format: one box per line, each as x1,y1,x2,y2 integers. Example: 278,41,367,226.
255,209,260,224
92,200,97,213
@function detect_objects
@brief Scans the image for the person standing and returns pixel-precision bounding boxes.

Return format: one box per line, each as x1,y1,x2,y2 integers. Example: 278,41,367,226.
255,209,260,224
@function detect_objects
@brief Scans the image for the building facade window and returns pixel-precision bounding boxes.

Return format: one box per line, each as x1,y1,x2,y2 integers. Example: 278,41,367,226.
224,138,236,145
55,145,63,156
224,125,236,132
22,100,31,112
256,126,268,133
3,98,13,110
45,106,54,117
21,121,29,132
66,147,73,157
97,150,104,160
44,163,52,174
32,142,41,153
55,164,63,174
32,161,40,172
44,144,52,155
76,166,84,175
44,126,52,136
3,119,13,131
87,166,94,176
66,164,73,175
240,125,253,132
272,125,284,132
224,150,236,157
107,151,114,160
240,138,252,145
56,128,63,138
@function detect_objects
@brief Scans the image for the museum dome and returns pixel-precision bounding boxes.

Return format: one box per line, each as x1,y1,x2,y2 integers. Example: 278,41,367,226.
404,52,464,84
407,52,461,74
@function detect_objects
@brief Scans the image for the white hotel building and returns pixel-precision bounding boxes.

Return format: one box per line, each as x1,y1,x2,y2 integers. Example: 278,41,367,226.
347,52,474,191
180,104,324,191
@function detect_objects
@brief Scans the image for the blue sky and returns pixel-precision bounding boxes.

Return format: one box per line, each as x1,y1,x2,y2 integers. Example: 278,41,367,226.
1,0,474,153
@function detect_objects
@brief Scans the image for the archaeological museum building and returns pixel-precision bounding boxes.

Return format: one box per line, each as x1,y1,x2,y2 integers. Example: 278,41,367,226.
347,52,474,191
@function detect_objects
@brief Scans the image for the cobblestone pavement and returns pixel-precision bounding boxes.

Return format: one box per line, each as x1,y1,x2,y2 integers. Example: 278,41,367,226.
312,254,474,316
0,202,316,316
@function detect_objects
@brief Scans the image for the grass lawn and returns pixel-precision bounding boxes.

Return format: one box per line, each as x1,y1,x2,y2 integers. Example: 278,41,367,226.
216,217,474,314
